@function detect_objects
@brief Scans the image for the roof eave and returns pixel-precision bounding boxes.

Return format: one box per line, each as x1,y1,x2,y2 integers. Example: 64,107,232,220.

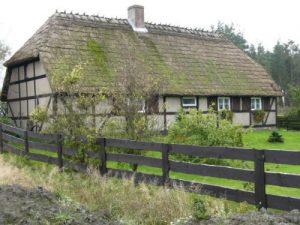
4,56,39,68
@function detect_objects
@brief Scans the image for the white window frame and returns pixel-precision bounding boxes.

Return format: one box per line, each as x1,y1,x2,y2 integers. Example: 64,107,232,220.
218,97,231,111
182,97,197,107
251,97,262,111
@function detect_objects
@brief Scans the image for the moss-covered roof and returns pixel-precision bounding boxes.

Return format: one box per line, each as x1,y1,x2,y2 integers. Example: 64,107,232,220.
3,12,282,96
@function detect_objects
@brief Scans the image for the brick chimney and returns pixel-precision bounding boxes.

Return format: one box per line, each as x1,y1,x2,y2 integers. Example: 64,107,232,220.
127,5,148,33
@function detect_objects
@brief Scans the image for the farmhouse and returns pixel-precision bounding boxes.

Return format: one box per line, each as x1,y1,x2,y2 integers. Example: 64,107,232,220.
1,5,282,131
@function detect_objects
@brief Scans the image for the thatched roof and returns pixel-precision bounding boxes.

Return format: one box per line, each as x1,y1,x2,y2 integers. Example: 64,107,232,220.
3,12,282,96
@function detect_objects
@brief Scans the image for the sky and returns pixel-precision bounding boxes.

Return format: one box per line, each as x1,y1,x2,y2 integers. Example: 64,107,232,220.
1,0,300,78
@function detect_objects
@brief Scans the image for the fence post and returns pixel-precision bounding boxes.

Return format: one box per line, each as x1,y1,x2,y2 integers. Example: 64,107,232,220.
162,143,170,186
24,130,29,155
254,149,267,209
56,134,63,169
0,124,3,154
98,137,107,175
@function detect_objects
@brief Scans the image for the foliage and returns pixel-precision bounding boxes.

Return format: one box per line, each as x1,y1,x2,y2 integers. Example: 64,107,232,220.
32,39,164,167
0,101,14,125
211,22,249,51
248,40,300,104
192,196,209,220
0,40,10,63
219,109,234,122
0,40,10,74
252,110,266,123
211,22,300,106
30,106,48,123
284,107,300,120
0,101,8,117
268,131,284,143
168,108,243,147
288,85,300,107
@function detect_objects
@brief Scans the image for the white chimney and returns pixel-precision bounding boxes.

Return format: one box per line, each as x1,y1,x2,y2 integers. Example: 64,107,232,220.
127,5,148,33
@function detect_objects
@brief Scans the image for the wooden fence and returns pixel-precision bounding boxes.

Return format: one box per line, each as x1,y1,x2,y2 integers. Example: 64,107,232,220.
277,116,300,130
0,123,300,211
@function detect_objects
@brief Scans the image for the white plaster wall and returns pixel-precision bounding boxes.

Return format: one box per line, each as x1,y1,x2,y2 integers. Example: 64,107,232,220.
10,68,18,82
21,100,27,116
271,97,276,110
27,81,35,96
38,96,50,108
7,106,12,117
166,97,181,112
147,115,164,131
35,61,46,76
20,83,26,98
15,120,21,127
199,97,207,111
7,84,19,99
35,77,52,95
19,66,25,80
266,112,276,125
20,119,27,129
232,112,250,126
10,102,19,117
166,114,177,127
26,63,34,78
95,99,112,114
28,99,35,115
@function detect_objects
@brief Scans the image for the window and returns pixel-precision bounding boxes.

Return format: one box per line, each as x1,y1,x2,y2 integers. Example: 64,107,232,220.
218,97,230,110
127,98,145,113
182,97,197,107
251,97,262,110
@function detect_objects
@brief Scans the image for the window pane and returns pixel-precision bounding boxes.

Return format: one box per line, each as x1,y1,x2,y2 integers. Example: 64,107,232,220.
182,97,196,106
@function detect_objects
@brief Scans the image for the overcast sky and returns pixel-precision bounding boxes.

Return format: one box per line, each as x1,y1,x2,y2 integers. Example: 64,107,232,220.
1,0,300,70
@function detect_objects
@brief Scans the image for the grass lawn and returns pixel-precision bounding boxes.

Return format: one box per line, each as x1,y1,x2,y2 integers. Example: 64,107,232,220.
107,128,300,200
243,129,300,151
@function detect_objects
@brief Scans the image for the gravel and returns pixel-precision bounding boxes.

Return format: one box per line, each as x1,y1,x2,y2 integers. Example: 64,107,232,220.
0,184,120,225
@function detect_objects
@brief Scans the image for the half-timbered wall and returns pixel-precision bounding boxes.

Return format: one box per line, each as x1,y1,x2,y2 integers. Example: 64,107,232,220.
5,60,278,132
6,60,52,130
158,96,277,130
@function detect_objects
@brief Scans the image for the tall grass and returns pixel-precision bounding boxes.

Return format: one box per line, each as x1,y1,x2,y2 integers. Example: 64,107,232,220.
0,154,193,224
0,154,253,224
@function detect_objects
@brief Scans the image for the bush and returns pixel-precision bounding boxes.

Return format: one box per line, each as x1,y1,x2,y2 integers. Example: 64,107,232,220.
219,109,234,122
284,107,300,120
168,109,243,147
252,110,266,123
268,131,284,143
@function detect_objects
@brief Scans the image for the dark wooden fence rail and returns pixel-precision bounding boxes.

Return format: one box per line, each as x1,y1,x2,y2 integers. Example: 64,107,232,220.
0,123,300,211
277,116,300,130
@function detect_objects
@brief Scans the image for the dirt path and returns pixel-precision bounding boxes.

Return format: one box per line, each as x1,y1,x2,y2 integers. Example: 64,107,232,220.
0,184,119,225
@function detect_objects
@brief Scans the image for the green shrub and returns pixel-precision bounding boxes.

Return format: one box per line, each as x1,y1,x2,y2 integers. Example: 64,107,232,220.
268,131,284,143
252,110,266,123
192,196,209,220
0,116,14,125
168,109,243,147
284,107,300,120
219,109,234,122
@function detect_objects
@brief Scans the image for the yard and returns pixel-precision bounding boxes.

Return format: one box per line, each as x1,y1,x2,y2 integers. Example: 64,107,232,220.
106,128,300,199
1,127,300,224
20,128,300,199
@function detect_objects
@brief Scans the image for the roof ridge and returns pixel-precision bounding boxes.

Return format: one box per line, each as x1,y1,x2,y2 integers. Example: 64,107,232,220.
54,11,223,39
